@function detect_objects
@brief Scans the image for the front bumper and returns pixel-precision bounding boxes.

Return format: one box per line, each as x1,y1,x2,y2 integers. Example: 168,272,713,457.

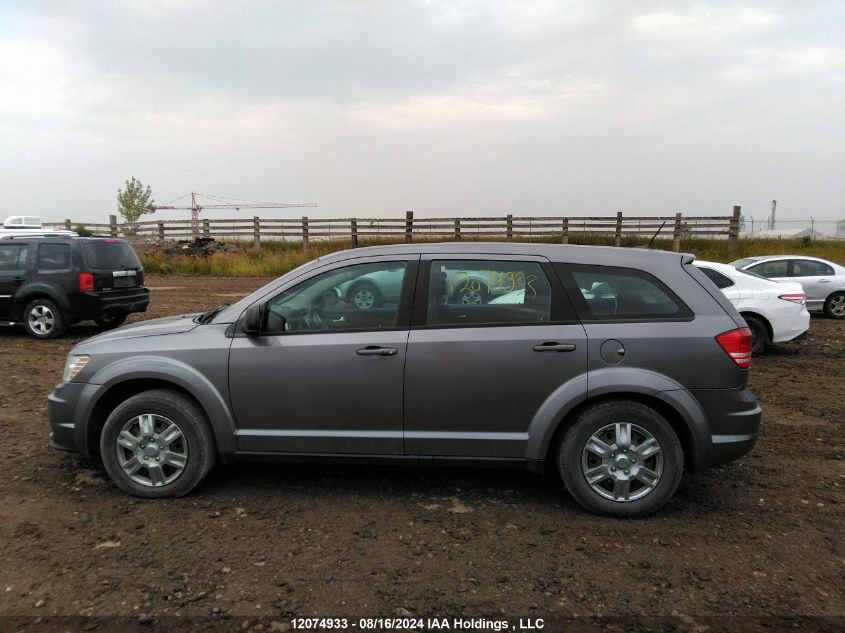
692,387,762,467
47,380,87,453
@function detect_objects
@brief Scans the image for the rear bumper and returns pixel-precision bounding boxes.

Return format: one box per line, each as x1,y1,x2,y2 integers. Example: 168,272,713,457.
771,309,811,343
692,387,762,468
71,288,150,320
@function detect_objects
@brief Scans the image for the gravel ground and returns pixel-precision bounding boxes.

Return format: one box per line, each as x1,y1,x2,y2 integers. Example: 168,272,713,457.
0,275,842,632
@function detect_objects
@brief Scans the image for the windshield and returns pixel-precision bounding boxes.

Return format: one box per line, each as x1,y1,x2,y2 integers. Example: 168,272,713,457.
84,240,141,269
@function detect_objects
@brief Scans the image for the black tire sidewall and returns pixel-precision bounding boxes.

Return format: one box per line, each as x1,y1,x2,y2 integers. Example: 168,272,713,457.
559,401,684,517
22,298,65,339
99,390,215,498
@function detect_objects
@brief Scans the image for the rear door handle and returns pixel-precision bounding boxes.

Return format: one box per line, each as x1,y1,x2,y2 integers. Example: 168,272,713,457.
819,279,831,283
533,342,577,352
357,346,398,356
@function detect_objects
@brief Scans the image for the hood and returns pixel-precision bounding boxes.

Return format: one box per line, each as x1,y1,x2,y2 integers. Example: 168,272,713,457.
79,313,200,345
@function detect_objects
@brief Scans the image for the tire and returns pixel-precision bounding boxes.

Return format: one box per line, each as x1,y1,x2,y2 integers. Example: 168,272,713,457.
95,313,128,330
823,292,845,319
558,400,684,517
99,389,216,498
743,314,769,357
348,282,382,309
22,298,66,339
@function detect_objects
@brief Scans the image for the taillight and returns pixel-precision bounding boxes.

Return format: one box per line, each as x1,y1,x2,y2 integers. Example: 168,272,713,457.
716,327,752,369
78,272,95,293
779,293,806,305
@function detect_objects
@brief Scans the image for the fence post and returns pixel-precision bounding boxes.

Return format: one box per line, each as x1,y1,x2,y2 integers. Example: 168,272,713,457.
561,218,569,244
108,215,118,238
673,212,683,252
506,214,513,241
157,221,165,240
202,219,210,237
302,216,310,252
350,219,358,248
405,211,414,244
614,212,623,247
729,205,741,251
253,216,261,248
454,219,461,242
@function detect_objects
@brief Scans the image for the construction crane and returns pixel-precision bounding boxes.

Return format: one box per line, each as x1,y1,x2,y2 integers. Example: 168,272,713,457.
151,192,318,237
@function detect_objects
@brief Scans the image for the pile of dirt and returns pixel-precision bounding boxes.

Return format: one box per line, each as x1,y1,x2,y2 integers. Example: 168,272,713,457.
129,237,238,257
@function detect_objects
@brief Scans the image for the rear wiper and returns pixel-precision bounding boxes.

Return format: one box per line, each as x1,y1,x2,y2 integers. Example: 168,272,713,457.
197,305,227,325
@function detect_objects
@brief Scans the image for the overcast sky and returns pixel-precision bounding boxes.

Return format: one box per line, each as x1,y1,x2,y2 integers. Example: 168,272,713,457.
1,1,843,224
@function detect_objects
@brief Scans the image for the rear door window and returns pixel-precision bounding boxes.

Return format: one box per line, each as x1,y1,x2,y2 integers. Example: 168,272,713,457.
0,244,29,271
37,244,70,271
424,260,557,326
83,241,141,269
556,264,692,321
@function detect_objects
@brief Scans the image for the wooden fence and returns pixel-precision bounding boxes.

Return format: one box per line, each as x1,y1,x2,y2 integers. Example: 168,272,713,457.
45,207,742,252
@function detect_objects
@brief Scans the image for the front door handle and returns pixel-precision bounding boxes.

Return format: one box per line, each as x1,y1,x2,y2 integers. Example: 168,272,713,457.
819,279,831,283
356,346,398,356
533,342,577,352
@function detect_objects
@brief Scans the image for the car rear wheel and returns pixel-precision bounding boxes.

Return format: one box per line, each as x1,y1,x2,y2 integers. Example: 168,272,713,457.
23,298,66,339
823,292,845,319
742,314,769,356
100,389,216,498
558,400,684,517
95,313,128,329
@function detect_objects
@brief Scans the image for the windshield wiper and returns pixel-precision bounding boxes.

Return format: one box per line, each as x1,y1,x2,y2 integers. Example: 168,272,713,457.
197,305,227,325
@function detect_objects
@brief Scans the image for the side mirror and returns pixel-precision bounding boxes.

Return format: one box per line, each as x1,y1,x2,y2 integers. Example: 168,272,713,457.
243,304,264,335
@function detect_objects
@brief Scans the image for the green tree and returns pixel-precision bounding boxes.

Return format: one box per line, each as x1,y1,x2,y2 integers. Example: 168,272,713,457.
116,177,155,224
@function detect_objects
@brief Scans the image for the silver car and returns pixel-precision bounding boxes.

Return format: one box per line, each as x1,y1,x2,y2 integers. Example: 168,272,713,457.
730,255,845,319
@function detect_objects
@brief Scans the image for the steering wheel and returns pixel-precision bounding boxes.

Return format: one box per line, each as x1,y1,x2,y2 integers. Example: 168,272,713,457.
305,306,328,330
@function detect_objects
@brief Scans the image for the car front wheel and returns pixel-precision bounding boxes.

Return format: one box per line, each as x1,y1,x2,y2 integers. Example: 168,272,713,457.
100,389,216,498
558,400,684,517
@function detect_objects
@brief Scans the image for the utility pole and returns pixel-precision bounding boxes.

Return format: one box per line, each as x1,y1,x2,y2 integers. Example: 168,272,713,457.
190,191,199,237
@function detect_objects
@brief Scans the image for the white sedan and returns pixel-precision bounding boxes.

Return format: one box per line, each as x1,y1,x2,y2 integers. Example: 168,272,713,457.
694,260,810,356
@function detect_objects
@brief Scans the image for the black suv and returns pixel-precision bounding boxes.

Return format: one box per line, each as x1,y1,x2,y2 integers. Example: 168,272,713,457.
0,234,149,339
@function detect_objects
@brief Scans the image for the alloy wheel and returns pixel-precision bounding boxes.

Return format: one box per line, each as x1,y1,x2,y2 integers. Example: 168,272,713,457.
28,305,55,335
830,295,845,317
353,287,376,309
581,422,664,502
115,414,189,487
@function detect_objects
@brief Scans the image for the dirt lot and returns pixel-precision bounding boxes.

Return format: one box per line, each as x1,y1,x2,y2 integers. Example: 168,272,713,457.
0,276,843,631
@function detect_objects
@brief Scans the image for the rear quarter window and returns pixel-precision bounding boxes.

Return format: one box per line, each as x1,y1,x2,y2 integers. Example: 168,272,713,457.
698,267,735,289
83,241,141,269
555,264,692,321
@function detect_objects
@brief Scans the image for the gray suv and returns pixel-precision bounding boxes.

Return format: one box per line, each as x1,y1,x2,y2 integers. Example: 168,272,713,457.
48,243,761,516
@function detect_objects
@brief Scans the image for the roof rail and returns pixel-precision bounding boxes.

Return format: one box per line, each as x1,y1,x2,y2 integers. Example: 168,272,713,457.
0,232,77,240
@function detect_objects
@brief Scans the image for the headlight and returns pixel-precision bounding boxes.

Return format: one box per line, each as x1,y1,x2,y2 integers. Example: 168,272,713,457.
63,355,90,382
